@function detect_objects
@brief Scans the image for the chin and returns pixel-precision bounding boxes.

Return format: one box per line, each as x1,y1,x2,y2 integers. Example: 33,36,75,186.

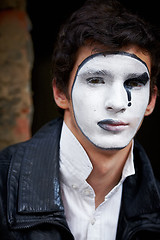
96,145,127,151
92,141,129,151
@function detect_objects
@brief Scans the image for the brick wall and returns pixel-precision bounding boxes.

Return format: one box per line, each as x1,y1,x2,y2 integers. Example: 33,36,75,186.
0,0,34,150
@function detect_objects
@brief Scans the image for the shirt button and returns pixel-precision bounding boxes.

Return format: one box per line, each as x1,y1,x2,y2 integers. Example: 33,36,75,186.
90,217,96,225
72,184,78,189
84,189,92,196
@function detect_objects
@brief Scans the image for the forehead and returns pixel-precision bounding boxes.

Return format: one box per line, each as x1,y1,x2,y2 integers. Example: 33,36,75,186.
76,52,149,76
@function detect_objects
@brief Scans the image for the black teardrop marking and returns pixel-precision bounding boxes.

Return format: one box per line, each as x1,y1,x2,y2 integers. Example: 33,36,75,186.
126,89,132,107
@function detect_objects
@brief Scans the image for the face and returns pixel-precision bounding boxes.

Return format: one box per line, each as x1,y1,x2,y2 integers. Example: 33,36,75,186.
71,51,150,150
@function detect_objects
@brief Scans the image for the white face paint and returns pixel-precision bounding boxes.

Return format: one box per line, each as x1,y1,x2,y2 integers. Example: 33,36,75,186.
71,52,150,149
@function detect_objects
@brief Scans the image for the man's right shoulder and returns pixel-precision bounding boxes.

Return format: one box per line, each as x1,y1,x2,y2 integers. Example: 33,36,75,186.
0,142,25,174
0,117,63,170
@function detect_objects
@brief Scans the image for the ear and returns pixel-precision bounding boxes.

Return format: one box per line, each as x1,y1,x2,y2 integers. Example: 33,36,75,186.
145,86,157,116
52,79,69,109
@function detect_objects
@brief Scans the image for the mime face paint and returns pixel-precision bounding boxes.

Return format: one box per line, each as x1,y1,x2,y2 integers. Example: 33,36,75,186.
71,52,150,149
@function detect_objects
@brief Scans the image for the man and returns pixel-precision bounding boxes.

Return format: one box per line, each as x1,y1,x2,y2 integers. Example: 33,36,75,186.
0,0,160,239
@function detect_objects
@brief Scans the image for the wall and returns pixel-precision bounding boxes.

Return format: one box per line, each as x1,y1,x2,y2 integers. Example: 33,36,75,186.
0,0,33,150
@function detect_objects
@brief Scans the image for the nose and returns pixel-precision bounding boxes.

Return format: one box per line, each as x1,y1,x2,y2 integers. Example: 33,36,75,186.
105,83,127,113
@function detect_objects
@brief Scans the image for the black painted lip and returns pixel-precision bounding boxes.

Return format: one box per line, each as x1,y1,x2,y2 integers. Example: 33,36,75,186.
97,119,128,132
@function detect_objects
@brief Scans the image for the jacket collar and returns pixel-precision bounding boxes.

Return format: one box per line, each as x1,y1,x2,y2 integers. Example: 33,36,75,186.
18,118,64,213
122,140,160,219
116,140,160,239
8,118,67,229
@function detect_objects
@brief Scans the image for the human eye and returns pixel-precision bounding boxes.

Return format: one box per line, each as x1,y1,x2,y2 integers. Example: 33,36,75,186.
124,73,149,90
124,79,144,89
86,77,105,85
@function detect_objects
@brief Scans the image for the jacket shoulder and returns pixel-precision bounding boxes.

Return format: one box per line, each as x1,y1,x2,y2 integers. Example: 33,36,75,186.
0,117,63,204
0,141,24,161
0,117,63,166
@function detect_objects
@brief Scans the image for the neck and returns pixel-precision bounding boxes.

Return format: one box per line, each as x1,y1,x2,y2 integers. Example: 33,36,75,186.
84,140,133,208
87,141,132,175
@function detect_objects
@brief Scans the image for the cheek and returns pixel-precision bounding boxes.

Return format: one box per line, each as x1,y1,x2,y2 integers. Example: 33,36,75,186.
129,88,150,119
73,95,99,126
72,85,103,113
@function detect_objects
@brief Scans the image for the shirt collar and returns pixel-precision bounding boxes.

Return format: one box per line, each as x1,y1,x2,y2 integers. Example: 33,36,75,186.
60,121,93,187
60,121,135,188
121,141,135,182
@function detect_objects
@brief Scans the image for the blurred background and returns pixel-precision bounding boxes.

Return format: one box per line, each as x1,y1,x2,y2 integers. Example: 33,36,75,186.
0,0,160,176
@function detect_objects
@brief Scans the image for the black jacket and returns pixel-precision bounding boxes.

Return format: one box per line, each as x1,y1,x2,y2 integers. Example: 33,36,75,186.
0,117,160,240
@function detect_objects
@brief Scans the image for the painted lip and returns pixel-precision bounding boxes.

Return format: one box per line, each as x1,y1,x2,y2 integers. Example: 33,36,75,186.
97,119,129,132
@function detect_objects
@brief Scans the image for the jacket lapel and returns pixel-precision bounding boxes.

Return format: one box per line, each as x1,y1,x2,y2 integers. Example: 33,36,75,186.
7,118,67,229
18,118,63,213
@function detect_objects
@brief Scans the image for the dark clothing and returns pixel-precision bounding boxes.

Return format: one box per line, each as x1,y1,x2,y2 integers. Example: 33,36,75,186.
0,117,160,240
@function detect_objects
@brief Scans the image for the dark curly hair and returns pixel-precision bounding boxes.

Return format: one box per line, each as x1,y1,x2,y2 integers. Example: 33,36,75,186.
52,0,160,99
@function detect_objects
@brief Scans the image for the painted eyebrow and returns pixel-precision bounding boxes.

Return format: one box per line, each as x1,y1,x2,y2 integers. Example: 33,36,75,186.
126,72,150,83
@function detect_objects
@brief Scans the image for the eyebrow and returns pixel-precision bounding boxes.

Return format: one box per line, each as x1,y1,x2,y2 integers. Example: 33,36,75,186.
126,72,150,83
78,69,112,77
93,70,111,76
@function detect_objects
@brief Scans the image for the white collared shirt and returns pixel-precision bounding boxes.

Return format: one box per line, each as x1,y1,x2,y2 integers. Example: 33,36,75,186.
60,122,135,240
